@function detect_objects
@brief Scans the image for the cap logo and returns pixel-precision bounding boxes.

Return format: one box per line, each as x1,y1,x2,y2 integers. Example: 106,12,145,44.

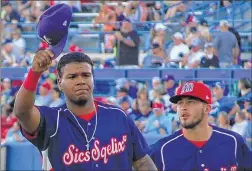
181,82,194,94
63,20,67,26
43,35,52,45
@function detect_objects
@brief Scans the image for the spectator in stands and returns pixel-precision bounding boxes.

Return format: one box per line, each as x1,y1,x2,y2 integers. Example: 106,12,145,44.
164,1,186,21
244,60,252,69
5,121,27,143
135,99,153,132
142,43,166,68
244,106,252,149
198,18,212,43
162,75,177,108
11,28,26,63
1,78,12,106
49,87,64,107
94,4,116,31
200,42,220,68
228,26,242,65
167,32,189,68
143,102,172,136
237,78,252,110
232,111,248,136
124,1,148,23
1,40,17,67
1,2,21,22
116,87,133,104
115,78,138,99
118,96,132,114
213,20,239,67
148,77,164,101
115,19,140,67
183,38,206,68
217,111,231,130
212,82,240,121
34,81,52,106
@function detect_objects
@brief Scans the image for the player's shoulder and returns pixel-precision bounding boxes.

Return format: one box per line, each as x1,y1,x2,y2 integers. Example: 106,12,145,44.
151,129,183,150
96,100,127,118
211,125,244,142
36,104,65,113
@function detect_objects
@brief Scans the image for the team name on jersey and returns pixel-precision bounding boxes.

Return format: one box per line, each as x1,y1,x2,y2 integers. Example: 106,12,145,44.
203,165,237,171
62,135,127,165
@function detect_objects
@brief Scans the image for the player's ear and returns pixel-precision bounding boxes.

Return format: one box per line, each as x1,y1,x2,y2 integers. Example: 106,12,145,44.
205,104,211,114
57,77,62,91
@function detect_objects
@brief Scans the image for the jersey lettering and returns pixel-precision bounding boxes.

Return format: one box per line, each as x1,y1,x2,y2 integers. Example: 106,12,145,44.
63,135,127,165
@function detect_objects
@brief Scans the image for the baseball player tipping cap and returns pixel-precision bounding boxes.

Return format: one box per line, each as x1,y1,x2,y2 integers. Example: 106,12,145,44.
37,4,72,59
170,81,212,104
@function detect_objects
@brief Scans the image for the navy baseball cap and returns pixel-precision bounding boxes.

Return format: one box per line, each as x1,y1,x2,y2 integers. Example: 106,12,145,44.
37,4,72,59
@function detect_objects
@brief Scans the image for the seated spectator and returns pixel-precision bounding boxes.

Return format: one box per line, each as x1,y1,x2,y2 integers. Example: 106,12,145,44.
142,43,166,68
217,112,231,130
237,78,252,110
232,111,248,136
5,121,27,143
164,1,186,21
244,106,252,149
200,43,220,68
1,2,21,22
162,75,177,108
167,32,189,68
1,40,17,67
116,87,133,105
116,78,138,99
212,82,239,120
1,78,12,106
183,39,206,68
118,96,132,114
198,18,212,43
135,100,153,132
144,23,167,52
148,77,164,101
124,1,148,23
143,102,172,136
35,81,53,106
11,28,26,63
49,87,64,107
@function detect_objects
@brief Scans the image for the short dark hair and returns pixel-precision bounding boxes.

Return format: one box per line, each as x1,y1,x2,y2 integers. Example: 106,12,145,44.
57,52,94,78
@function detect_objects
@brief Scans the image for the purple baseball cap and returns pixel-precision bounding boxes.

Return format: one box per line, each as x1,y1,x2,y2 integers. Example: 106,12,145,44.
37,4,72,59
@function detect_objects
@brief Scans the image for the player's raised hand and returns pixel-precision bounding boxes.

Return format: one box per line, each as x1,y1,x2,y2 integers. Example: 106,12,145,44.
32,50,54,73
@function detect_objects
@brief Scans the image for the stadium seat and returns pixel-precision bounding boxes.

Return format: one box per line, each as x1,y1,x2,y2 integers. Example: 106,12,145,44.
1,67,27,80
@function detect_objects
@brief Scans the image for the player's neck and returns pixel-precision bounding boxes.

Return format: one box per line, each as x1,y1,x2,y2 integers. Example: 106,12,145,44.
183,122,212,141
66,98,96,116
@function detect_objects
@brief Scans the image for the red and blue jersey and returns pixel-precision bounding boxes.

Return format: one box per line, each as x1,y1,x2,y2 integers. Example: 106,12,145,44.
149,125,252,171
21,101,149,170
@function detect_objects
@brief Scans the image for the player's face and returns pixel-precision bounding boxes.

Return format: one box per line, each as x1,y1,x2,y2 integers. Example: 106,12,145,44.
58,62,94,106
177,97,210,129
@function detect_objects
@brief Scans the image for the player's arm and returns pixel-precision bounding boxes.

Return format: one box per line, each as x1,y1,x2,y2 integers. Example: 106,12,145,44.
133,154,158,171
14,50,54,134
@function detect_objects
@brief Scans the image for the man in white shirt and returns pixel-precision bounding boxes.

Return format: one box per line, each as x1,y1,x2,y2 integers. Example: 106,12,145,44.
183,38,206,68
168,32,189,68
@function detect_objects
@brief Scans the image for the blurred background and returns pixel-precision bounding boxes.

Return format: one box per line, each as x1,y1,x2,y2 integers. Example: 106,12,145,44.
0,0,251,170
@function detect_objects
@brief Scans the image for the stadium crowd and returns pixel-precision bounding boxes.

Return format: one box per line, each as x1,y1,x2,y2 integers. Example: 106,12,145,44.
1,0,251,150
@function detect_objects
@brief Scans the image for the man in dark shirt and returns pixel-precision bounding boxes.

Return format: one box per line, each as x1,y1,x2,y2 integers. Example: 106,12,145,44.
115,19,140,66
200,43,220,68
2,2,21,22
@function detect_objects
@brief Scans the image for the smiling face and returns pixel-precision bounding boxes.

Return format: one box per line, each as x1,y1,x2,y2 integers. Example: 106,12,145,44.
177,97,211,129
58,62,94,106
